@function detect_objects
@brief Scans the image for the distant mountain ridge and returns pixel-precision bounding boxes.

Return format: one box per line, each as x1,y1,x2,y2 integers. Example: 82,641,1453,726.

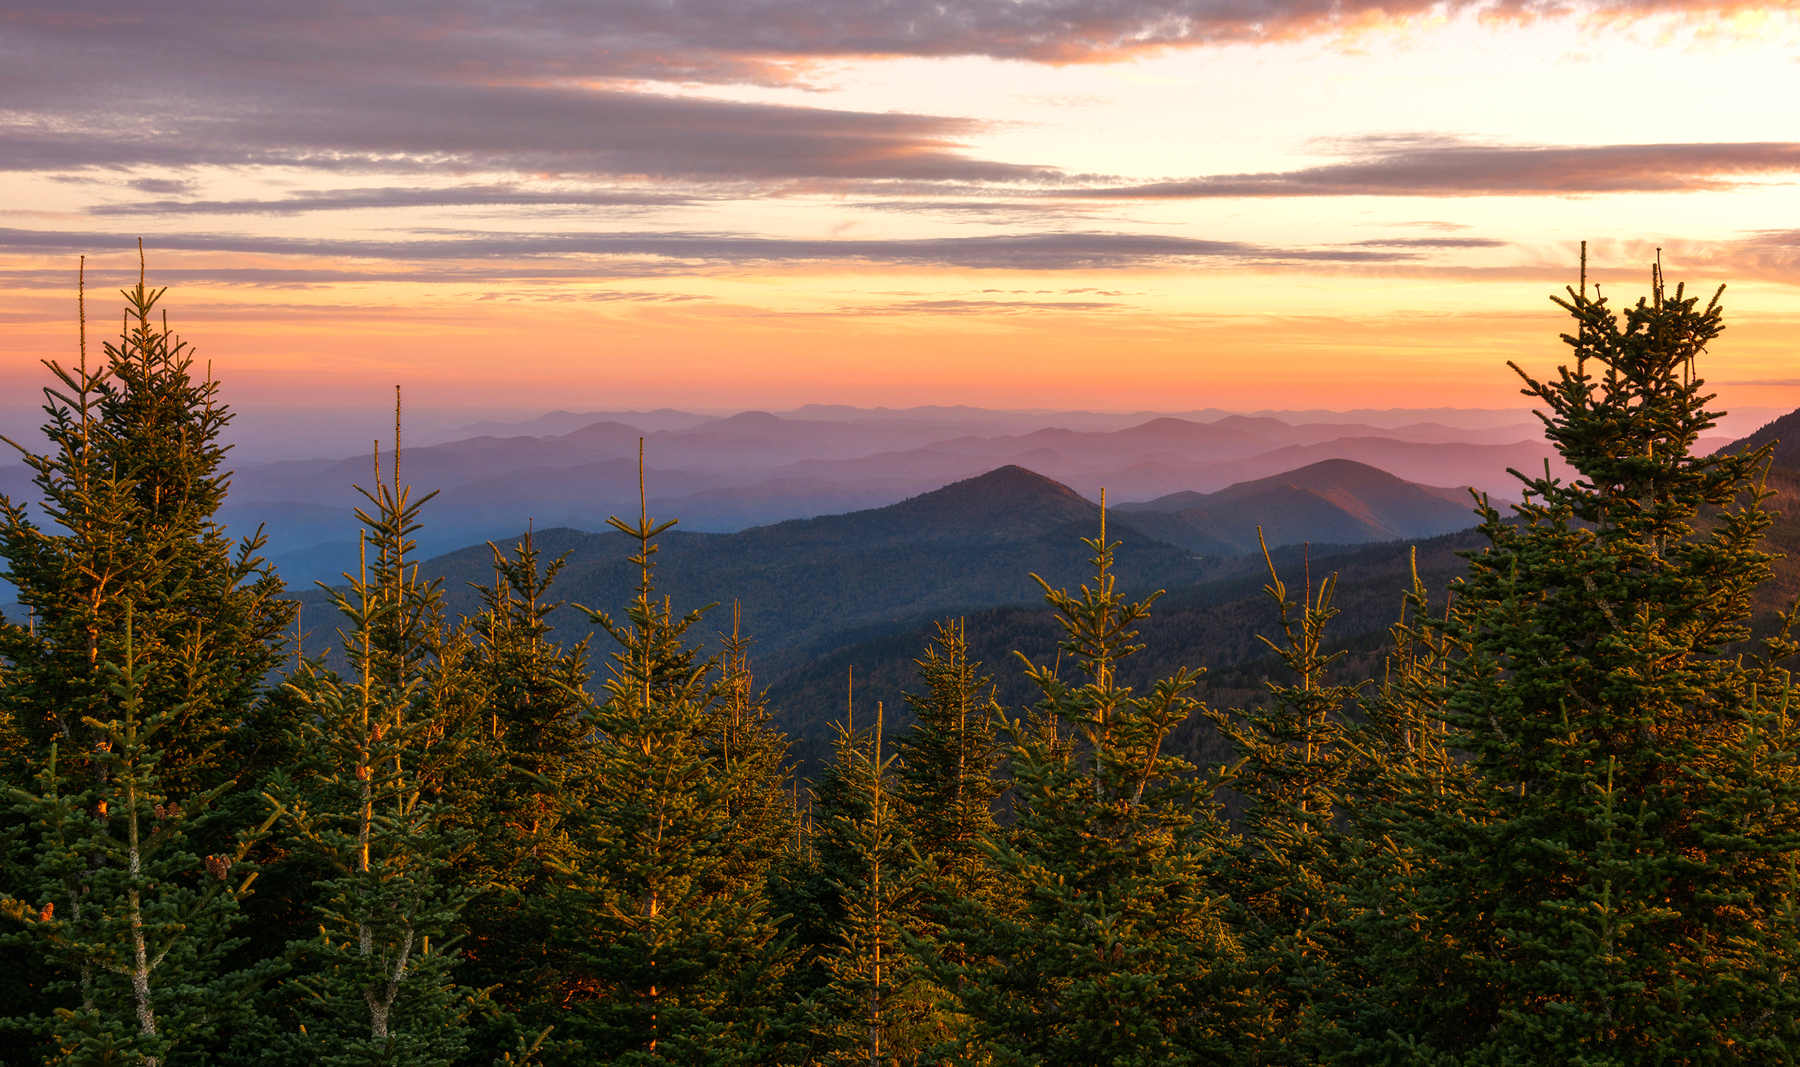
391,466,1215,662
188,405,1575,585
1116,458,1479,554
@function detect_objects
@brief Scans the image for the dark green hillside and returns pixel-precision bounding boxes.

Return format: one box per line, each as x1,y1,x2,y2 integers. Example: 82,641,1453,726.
1101,505,1240,555
765,457,1800,777
764,526,1489,772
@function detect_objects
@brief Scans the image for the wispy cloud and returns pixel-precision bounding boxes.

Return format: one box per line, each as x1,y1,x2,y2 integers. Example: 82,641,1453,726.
0,227,1426,273
844,298,1130,314
89,186,707,216
9,7,1790,198
0,83,1050,184
1062,137,1800,198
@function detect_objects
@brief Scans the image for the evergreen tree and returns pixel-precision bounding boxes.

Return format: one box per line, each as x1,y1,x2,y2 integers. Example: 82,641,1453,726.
893,619,1005,906
0,260,294,1065
546,478,786,1064
1292,552,1486,1065
934,508,1238,1064
1352,254,1800,1063
454,532,595,1066
2,608,282,1067
1204,541,1362,1066
0,260,292,796
265,441,476,1067
887,620,1006,1060
803,703,930,1065
707,605,797,890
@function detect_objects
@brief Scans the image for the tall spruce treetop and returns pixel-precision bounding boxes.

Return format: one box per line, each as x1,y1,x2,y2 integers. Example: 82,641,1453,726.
1362,252,1800,1063
0,257,292,794
893,618,1004,901
705,603,796,890
269,454,478,1067
548,451,787,1065
1206,542,1363,1066
0,258,293,1066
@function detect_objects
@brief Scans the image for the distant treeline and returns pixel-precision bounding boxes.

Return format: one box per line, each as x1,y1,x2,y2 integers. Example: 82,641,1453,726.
5,264,1800,1067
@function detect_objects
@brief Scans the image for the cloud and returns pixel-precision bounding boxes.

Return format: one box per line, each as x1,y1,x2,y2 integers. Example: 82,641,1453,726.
126,177,198,195
846,298,1129,314
8,230,1792,289
7,7,1791,201
1348,237,1509,248
1063,137,1800,198
0,0,1778,86
0,226,1425,272
0,83,1049,184
90,186,706,216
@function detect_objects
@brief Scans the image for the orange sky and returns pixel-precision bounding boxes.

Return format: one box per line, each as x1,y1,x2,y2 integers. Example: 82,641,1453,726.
2,5,1797,416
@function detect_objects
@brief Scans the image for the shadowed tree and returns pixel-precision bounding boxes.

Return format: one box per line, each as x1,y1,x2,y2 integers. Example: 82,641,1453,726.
1204,539,1363,1066
454,531,596,1064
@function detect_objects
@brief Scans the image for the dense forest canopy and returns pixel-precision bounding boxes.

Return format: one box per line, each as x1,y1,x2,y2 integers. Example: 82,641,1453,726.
3,254,1800,1066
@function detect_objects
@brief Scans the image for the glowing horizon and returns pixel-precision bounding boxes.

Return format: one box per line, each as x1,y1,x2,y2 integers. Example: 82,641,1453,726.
2,4,1797,416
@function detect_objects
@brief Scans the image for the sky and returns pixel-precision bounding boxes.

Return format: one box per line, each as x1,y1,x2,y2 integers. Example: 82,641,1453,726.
2,0,1798,417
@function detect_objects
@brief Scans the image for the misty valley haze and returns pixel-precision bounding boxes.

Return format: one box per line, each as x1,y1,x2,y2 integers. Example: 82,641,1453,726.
136,403,1594,585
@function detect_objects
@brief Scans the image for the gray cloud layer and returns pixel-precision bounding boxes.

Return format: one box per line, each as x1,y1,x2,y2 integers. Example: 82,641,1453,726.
7,5,1790,193
0,0,1749,82
90,187,704,217
0,227,1423,272
1,83,1047,184
3,3,1793,201
1066,138,1800,198
5,2,1793,285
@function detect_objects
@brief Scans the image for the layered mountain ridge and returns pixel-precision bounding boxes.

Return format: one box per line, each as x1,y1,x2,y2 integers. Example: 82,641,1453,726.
195,405,1572,583
1116,458,1478,554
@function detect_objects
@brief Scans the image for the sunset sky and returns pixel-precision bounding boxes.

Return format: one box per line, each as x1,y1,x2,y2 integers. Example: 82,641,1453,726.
2,1,1798,417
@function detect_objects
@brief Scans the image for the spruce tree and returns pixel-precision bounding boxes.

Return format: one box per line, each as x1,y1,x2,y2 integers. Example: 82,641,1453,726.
893,619,1005,907
2,607,282,1067
0,259,292,796
545,473,786,1064
707,605,797,891
454,532,595,1065
265,441,476,1067
1310,552,1483,1064
0,259,294,1064
805,704,929,1065
933,508,1238,1064
1204,542,1362,1066
1353,254,1800,1063
886,620,1005,1059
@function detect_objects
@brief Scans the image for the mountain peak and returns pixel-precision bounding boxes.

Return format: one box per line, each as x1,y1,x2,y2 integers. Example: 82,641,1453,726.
702,410,786,429
882,465,1099,540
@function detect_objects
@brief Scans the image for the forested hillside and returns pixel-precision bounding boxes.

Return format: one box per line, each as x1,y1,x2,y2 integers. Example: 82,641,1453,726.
764,527,1489,773
5,262,1800,1066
